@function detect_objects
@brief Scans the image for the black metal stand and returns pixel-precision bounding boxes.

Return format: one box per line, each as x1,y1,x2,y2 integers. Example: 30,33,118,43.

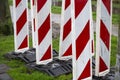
4,48,72,76
26,58,72,77
4,48,118,78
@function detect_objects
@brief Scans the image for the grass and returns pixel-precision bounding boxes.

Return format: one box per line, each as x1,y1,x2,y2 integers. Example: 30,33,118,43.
8,0,12,5
92,11,120,25
92,12,96,21
0,34,118,80
51,6,61,14
0,35,72,80
112,14,120,24
52,37,59,52
111,36,118,66
2,0,119,79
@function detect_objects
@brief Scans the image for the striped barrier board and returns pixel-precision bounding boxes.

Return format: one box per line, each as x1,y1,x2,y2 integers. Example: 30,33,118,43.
71,0,92,80
30,0,37,48
95,0,112,76
36,0,52,64
13,0,29,52
59,0,72,60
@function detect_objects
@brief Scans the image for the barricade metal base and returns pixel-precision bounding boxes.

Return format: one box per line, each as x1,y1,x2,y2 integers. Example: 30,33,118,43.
4,49,119,78
93,67,116,80
53,50,59,57
4,51,22,60
4,48,58,63
19,48,36,63
26,58,72,77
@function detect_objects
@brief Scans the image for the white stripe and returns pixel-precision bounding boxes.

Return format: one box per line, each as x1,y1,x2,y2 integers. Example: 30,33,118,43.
59,0,65,59
100,39,110,68
76,40,91,79
89,0,94,55
16,22,28,49
95,0,102,76
101,1,111,33
31,0,36,19
75,1,90,39
71,0,76,79
95,0,111,76
36,0,52,64
37,28,52,61
59,0,72,59
64,5,71,25
13,0,29,52
33,6,36,18
73,1,92,79
16,0,26,21
60,32,72,56
72,0,92,79
31,0,36,47
37,0,50,29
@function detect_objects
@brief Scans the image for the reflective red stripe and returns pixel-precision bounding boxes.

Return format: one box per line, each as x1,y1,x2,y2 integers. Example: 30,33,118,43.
16,0,21,7
63,19,71,40
100,20,110,50
78,60,91,80
40,45,51,61
16,9,27,35
18,35,28,49
37,0,47,12
102,0,111,15
75,0,87,18
62,44,72,56
99,57,108,72
32,0,35,5
76,21,90,60
38,14,50,45
65,0,70,10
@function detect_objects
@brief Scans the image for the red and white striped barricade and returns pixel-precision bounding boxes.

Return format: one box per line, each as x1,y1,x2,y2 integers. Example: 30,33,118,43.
13,0,29,52
59,0,72,60
71,0,92,80
36,0,52,64
95,0,112,76
30,0,37,48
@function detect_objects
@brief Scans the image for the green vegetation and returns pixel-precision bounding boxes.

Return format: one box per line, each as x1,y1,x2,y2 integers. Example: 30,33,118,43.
0,0,118,79
51,6,61,14
112,14,120,24
0,35,72,80
8,0,12,5
52,37,59,51
111,36,118,66
0,34,117,80
92,12,96,21
92,11,120,24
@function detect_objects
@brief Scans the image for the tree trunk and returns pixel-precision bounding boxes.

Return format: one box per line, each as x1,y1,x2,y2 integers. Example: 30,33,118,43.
0,0,13,35
0,0,6,20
